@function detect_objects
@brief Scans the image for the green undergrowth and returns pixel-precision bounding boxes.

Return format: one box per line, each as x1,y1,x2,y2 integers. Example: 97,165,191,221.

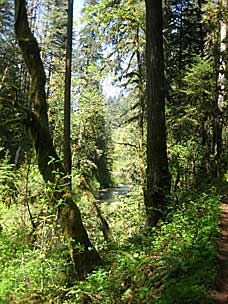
0,159,222,304
62,189,220,304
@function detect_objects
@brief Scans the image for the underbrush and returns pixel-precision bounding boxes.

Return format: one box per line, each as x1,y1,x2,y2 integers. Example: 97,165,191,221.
0,160,221,303
63,189,220,304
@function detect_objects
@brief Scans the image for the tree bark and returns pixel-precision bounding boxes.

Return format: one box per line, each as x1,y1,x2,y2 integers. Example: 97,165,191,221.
64,0,73,188
14,0,101,279
214,0,227,177
198,0,205,56
145,0,171,226
136,25,146,200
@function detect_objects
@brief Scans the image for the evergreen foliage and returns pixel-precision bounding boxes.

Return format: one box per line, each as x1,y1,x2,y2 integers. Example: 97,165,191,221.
74,84,112,188
0,0,227,302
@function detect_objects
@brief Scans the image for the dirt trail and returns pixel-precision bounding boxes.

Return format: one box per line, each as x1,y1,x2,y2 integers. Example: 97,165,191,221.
211,198,228,303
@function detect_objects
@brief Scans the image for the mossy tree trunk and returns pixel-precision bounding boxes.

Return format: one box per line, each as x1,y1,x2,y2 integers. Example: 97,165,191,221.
14,0,101,279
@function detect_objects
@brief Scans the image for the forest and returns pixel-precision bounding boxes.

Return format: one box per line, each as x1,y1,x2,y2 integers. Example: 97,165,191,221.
0,0,228,303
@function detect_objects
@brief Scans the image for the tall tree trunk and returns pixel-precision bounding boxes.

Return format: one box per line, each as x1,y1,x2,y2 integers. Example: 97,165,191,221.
197,0,210,179
178,2,183,92
14,0,101,279
198,0,205,56
136,26,146,199
145,0,171,226
64,0,73,188
214,0,227,176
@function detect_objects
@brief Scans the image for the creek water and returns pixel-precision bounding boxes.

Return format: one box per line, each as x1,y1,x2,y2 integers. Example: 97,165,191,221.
97,184,130,203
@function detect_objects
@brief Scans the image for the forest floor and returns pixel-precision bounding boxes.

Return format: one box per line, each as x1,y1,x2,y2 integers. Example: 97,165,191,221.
211,197,228,303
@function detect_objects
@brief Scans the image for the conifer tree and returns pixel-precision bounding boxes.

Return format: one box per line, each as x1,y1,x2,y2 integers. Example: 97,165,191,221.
144,0,170,226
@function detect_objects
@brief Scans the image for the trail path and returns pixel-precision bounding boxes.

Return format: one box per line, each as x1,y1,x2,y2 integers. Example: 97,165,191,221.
211,197,228,303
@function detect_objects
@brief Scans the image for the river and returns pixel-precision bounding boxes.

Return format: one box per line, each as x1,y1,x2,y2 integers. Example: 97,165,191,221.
97,184,131,204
